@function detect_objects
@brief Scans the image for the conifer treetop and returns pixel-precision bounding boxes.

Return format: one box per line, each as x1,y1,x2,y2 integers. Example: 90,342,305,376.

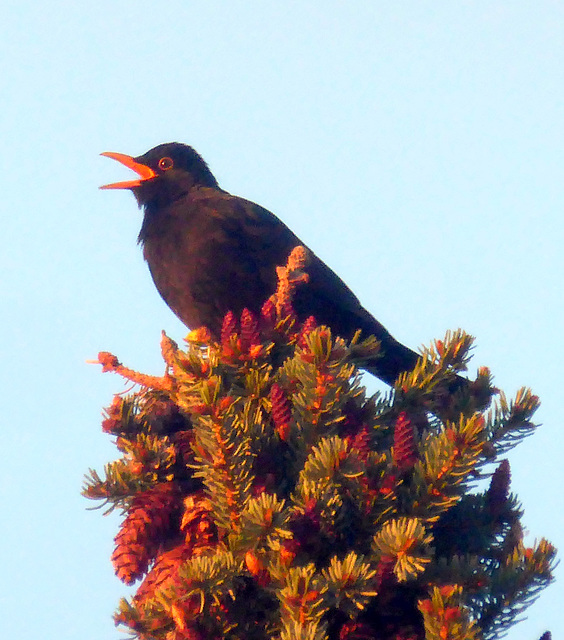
85,247,556,640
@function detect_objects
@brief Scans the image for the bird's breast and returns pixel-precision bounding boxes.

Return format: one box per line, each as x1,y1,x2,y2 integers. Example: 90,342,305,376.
140,197,271,335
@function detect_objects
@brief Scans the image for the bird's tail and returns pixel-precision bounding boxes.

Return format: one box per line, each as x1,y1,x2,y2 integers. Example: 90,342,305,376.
363,337,420,386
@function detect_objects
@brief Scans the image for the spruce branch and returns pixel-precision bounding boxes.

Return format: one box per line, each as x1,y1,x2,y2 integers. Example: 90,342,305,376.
237,492,293,555
83,433,176,513
412,413,486,521
321,552,380,616
278,564,327,634
372,518,433,582
396,329,473,394
485,387,540,455
418,585,480,640
96,350,172,390
86,251,555,640
475,538,557,640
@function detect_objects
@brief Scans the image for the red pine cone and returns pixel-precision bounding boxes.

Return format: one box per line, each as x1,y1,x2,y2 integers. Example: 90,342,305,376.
134,541,194,605
486,459,511,517
112,483,178,585
260,298,277,330
221,311,238,346
349,426,371,461
240,308,261,349
270,383,292,440
297,315,318,347
393,412,417,471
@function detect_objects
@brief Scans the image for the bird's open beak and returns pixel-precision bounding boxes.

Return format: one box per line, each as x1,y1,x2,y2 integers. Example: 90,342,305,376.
100,152,157,190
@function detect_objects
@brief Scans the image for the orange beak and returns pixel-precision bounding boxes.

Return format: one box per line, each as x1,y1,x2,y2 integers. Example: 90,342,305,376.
100,152,157,189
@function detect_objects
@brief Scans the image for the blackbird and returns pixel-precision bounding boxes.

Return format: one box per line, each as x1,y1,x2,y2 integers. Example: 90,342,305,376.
101,142,421,385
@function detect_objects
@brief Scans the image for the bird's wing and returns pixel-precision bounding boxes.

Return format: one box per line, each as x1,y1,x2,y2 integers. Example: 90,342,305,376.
189,188,300,293
190,188,383,338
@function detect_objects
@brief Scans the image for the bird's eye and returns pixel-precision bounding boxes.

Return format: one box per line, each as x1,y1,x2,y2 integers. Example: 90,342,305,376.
158,157,174,171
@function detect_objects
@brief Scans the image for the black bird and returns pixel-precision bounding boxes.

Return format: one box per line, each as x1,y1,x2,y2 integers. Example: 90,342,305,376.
101,142,421,385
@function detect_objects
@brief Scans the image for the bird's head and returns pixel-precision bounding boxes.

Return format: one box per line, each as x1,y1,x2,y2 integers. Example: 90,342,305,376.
100,142,219,207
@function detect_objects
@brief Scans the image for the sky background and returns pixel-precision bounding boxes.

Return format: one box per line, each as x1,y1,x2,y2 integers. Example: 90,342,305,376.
2,2,562,638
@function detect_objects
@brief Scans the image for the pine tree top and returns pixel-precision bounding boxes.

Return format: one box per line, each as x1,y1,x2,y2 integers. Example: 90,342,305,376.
85,248,556,640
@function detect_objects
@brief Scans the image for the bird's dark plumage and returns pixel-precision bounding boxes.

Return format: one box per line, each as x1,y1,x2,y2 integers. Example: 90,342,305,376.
101,142,421,385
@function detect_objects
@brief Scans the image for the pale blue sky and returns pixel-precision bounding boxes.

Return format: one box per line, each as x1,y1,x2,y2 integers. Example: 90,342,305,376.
2,3,562,638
